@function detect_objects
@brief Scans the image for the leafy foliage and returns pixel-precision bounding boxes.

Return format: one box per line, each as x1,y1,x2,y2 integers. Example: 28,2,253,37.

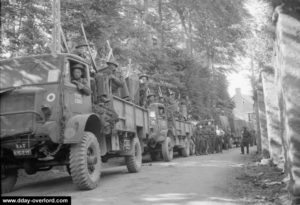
1,0,248,121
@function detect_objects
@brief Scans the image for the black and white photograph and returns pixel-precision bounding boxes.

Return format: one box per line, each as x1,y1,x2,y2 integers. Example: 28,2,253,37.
1,0,300,204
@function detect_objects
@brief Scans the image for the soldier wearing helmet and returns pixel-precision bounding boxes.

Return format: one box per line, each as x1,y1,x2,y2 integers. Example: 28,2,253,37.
95,60,130,103
71,64,92,96
146,92,156,107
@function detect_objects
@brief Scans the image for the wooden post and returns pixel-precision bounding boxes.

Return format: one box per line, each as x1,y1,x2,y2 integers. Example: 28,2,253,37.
52,0,61,54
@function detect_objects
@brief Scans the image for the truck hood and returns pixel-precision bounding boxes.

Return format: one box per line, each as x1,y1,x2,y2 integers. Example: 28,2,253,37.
0,86,45,137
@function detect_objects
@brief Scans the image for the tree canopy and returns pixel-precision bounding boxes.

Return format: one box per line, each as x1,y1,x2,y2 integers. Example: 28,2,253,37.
1,0,254,120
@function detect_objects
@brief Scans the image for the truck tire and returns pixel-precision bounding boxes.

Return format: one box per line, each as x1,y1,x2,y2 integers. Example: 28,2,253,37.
69,132,101,190
125,137,142,173
162,137,173,162
181,139,190,157
1,168,17,194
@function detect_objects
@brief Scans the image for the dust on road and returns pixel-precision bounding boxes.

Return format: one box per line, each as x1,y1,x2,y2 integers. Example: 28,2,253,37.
4,147,258,205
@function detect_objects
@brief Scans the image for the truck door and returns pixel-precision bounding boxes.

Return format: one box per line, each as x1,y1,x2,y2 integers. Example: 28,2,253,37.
63,59,92,116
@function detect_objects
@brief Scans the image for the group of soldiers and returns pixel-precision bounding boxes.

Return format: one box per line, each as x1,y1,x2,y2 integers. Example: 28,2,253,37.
139,72,190,121
192,121,256,156
192,120,231,156
70,42,191,136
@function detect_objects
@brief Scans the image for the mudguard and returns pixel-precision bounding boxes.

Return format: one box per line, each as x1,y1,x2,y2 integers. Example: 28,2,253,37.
36,121,60,143
63,114,102,143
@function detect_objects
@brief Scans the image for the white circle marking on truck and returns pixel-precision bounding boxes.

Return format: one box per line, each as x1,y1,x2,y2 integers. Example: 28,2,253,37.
46,93,56,102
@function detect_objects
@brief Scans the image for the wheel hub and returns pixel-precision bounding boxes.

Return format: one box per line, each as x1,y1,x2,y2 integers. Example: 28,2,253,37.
87,147,97,173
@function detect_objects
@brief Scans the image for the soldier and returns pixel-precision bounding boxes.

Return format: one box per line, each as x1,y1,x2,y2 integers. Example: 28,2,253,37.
93,61,125,133
180,101,188,121
199,125,207,155
159,96,166,104
202,129,209,155
71,64,92,96
146,93,156,107
168,91,180,120
241,127,251,154
139,74,149,107
95,60,130,103
194,125,202,155
72,43,89,59
207,122,216,154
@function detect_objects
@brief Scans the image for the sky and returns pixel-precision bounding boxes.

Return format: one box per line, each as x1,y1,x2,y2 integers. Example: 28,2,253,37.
226,0,271,98
227,55,253,97
227,70,252,97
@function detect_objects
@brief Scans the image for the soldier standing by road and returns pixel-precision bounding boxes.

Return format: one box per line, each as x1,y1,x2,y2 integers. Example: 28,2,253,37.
207,122,215,154
241,127,251,154
202,130,209,155
194,125,202,155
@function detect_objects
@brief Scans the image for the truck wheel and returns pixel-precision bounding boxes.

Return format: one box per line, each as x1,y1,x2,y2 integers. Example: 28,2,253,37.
69,132,101,190
1,168,17,194
181,139,190,157
125,137,142,173
162,137,173,162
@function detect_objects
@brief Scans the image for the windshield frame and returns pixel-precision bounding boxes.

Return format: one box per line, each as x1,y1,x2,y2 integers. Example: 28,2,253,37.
0,55,64,90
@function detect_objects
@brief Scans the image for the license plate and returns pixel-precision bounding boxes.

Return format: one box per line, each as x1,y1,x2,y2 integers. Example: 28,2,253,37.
13,149,32,156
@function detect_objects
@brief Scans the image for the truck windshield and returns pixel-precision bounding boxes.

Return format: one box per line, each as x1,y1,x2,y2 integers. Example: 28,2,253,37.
0,57,61,89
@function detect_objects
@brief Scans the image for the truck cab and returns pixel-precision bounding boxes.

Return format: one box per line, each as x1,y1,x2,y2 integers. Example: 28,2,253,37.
145,102,192,161
0,53,143,193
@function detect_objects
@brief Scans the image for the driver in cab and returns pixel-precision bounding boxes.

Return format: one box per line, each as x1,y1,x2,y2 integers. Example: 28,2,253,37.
71,64,92,96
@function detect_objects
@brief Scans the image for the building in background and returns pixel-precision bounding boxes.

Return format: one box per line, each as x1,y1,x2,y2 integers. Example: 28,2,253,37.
231,88,255,135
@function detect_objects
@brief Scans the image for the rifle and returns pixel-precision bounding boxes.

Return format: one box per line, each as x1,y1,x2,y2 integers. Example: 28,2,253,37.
80,23,97,73
60,26,70,53
106,40,114,62
158,86,163,97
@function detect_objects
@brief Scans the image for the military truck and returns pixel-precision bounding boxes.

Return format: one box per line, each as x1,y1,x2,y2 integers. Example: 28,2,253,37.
144,103,192,161
0,54,146,193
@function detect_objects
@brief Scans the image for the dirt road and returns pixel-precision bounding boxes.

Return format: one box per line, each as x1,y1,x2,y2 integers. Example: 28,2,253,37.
4,147,257,205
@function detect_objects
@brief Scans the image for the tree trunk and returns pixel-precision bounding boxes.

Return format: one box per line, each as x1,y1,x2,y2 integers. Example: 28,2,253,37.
143,0,152,47
254,94,262,154
187,9,192,56
176,8,191,56
157,0,164,49
257,82,270,159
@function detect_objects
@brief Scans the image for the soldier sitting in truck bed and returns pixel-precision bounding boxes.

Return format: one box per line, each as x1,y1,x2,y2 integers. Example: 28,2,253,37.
71,64,92,96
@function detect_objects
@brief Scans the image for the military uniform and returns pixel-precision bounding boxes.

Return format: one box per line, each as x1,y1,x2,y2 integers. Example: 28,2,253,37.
241,127,251,154
202,132,209,154
194,126,202,155
95,61,129,101
146,93,156,108
139,74,149,107
93,61,123,126
71,64,92,96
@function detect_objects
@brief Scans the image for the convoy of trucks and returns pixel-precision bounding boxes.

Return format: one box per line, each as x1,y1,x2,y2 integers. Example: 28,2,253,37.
0,53,194,193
